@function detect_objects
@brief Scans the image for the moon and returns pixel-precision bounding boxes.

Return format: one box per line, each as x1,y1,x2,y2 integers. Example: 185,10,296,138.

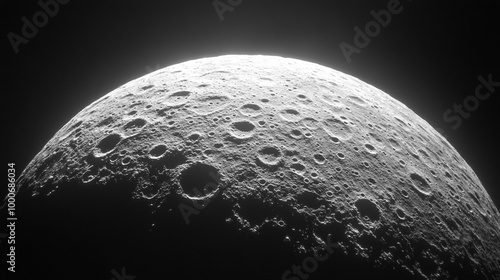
9,55,500,279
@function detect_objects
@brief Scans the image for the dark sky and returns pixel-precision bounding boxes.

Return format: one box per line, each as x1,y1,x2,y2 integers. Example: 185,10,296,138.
2,0,499,208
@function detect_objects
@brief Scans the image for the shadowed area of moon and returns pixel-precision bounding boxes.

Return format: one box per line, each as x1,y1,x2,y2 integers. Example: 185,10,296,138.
5,55,500,279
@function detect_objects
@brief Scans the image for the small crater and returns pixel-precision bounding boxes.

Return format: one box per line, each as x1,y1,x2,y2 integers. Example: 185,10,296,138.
322,117,352,140
256,146,282,168
331,137,340,143
180,163,220,197
190,94,230,115
410,173,432,196
123,118,147,134
96,134,121,154
149,144,167,158
96,116,114,127
157,108,169,117
401,189,409,198
313,154,326,164
290,163,305,172
465,203,473,212
443,217,458,231
301,118,319,130
279,108,302,122
121,156,132,165
232,121,255,132
214,143,224,148
172,91,190,97
109,153,119,162
164,91,191,106
188,133,201,142
396,208,406,220
364,144,376,152
434,216,441,224
290,129,302,139
355,199,380,221
239,104,262,116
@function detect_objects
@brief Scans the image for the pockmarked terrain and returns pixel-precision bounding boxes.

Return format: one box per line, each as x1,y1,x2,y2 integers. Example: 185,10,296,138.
7,55,500,279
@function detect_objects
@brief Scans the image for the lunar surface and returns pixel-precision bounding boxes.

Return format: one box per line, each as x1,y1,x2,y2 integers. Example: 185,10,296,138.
9,55,500,279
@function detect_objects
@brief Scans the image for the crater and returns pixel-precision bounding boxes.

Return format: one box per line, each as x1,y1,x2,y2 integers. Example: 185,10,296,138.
164,91,191,106
239,104,262,116
149,144,167,158
96,116,114,127
256,146,282,168
187,133,201,142
290,163,306,173
190,94,230,115
180,163,220,198
279,109,302,122
355,199,380,222
96,134,121,155
232,121,255,132
301,117,319,130
322,117,352,140
313,154,326,164
123,118,147,135
396,208,406,220
364,144,376,153
290,129,303,139
410,173,432,196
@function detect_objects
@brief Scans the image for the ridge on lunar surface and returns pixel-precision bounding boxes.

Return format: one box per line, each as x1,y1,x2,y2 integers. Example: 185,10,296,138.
11,55,500,279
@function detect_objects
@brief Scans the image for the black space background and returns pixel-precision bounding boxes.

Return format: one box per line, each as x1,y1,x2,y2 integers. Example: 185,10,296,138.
1,0,499,230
